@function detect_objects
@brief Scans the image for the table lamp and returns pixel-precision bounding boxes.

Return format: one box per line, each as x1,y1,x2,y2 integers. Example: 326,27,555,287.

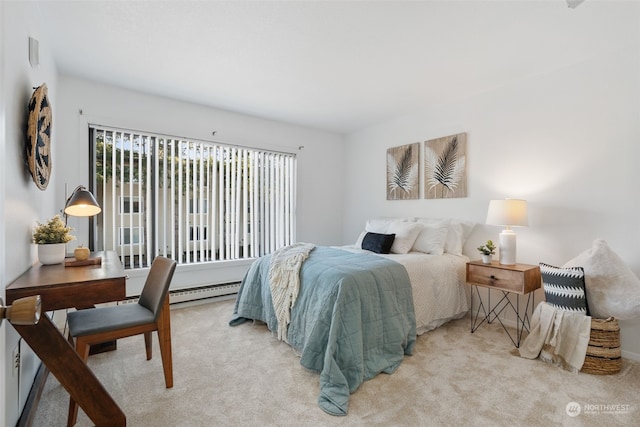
486,199,528,265
64,185,101,263
64,185,101,217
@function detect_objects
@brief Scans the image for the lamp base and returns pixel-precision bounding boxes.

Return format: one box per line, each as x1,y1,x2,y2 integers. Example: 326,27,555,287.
498,229,517,265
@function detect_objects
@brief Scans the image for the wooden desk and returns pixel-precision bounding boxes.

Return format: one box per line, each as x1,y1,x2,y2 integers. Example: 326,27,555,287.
6,250,127,427
6,250,126,310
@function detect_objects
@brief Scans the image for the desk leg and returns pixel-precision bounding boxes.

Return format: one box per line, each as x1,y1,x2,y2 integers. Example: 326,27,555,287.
13,316,126,427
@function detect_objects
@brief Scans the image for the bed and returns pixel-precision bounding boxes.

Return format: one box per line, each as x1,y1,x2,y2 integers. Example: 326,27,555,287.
340,246,470,335
229,218,473,416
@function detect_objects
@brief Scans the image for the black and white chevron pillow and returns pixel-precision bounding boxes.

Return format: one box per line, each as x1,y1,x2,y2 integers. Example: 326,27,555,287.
540,263,590,315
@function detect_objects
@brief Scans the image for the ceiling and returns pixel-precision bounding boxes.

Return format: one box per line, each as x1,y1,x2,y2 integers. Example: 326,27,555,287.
33,0,631,134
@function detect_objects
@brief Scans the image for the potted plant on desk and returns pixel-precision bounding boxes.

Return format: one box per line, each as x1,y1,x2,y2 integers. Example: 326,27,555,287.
32,215,75,265
477,240,496,264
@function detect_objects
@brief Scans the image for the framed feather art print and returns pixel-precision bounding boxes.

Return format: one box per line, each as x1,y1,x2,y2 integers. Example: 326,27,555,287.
424,133,467,199
386,142,420,200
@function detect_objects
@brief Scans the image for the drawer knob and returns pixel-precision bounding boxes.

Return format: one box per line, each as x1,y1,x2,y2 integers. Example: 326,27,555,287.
489,275,498,284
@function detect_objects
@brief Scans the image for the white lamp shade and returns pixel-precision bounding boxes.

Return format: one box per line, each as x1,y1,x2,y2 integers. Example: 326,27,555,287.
486,199,528,227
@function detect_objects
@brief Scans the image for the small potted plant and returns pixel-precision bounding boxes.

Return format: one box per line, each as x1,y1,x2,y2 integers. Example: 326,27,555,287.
32,214,75,265
477,240,496,264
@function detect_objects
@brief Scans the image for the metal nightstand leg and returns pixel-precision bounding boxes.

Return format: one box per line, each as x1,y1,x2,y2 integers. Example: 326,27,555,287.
470,285,536,348
470,285,488,333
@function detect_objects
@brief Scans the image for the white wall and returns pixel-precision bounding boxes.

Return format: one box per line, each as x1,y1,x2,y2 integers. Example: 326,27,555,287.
342,5,640,358
1,1,61,425
55,76,345,294
0,2,5,421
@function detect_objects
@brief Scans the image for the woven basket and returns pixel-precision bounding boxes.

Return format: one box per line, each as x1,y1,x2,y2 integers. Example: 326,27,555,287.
581,317,621,375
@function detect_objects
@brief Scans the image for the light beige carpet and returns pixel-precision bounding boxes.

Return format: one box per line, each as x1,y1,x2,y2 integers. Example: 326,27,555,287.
33,298,638,426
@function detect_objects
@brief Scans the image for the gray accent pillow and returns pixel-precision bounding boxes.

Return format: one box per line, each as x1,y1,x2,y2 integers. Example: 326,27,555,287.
540,263,590,315
361,232,395,254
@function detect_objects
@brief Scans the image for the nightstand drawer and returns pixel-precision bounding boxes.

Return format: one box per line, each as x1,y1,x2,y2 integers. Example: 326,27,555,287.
466,261,541,294
467,264,524,293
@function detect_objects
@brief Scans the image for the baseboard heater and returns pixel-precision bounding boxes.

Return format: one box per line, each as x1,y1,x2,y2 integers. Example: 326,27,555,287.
122,282,241,305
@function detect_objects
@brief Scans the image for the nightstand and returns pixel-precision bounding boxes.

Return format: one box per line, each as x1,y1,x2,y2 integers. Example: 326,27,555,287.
466,260,541,347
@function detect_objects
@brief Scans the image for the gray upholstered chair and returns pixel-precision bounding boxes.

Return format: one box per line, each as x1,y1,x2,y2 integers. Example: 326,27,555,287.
66,256,177,427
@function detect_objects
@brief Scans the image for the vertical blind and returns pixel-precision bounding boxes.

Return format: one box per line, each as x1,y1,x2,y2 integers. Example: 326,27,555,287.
91,125,297,269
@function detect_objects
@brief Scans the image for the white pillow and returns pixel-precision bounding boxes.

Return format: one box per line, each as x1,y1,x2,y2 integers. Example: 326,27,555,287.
563,239,640,320
355,230,368,248
366,218,393,232
387,221,422,254
444,220,476,255
412,218,450,255
354,218,395,247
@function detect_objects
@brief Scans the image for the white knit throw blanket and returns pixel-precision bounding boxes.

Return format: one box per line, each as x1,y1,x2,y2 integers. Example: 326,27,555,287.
515,302,591,373
269,242,315,342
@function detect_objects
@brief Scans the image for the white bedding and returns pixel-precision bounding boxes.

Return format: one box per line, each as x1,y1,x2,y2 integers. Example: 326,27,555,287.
339,246,469,335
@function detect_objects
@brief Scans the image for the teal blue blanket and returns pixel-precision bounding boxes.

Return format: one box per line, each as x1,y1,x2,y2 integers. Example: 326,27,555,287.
230,247,416,415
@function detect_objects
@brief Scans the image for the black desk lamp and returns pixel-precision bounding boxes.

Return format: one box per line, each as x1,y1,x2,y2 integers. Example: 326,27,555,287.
64,185,101,218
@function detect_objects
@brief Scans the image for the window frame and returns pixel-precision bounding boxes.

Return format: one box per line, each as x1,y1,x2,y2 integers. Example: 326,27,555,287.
90,125,297,269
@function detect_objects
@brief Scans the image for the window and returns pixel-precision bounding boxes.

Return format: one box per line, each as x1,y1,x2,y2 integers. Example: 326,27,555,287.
91,125,297,269
189,226,207,241
119,196,144,214
119,227,144,245
189,198,207,214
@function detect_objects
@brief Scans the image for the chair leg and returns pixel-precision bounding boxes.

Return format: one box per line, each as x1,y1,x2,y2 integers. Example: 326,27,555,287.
156,298,173,388
144,332,152,360
67,338,91,427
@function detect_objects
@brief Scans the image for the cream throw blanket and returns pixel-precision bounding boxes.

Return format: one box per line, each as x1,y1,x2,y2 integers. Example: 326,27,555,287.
269,242,315,342
515,302,591,373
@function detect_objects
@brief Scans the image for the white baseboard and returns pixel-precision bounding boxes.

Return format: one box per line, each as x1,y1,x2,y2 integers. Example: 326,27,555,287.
171,293,236,309
621,350,640,362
